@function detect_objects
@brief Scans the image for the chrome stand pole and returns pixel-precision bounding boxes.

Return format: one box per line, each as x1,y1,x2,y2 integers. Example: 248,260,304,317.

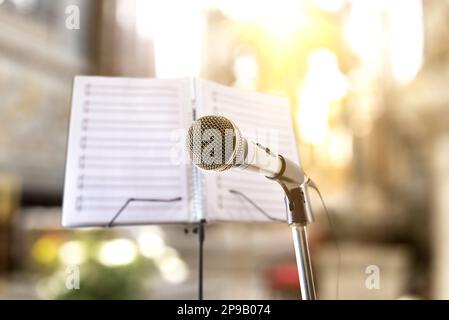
291,224,316,300
283,181,316,300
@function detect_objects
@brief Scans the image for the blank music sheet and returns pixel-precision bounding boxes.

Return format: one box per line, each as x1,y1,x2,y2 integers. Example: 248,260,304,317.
63,77,191,227
199,80,300,222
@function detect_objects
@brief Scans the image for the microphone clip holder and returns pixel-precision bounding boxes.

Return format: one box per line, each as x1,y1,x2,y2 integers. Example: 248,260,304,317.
284,182,314,226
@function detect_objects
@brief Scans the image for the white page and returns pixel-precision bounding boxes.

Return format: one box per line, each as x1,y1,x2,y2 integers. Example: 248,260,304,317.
62,76,192,227
197,80,300,222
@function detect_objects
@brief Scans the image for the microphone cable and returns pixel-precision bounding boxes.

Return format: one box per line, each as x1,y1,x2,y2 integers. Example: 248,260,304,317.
305,178,341,300
229,189,285,222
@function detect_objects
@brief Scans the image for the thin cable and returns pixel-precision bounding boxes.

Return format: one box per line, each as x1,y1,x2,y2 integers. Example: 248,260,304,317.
107,197,182,227
229,189,285,222
306,180,341,300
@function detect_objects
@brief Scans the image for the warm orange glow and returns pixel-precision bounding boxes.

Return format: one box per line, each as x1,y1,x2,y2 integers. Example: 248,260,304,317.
296,49,348,145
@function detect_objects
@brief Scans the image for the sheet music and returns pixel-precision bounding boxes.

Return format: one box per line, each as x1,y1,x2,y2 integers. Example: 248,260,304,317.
198,80,300,222
62,76,192,227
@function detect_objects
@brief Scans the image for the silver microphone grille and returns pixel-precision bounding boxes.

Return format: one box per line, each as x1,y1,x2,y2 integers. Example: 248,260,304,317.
186,115,245,171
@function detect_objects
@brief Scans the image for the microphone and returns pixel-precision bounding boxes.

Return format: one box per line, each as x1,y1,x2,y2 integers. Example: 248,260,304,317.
186,115,305,186
186,115,317,299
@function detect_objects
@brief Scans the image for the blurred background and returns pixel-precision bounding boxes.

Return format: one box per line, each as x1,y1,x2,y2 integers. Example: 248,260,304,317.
0,0,448,299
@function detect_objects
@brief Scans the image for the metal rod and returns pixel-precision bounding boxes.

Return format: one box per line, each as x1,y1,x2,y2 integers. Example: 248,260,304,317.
197,219,206,300
291,224,316,300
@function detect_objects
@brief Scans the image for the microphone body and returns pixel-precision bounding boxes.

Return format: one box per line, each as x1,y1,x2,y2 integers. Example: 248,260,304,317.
243,140,305,184
187,115,305,186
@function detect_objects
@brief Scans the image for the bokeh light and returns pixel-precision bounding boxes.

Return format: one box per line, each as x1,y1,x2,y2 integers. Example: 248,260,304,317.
97,239,138,267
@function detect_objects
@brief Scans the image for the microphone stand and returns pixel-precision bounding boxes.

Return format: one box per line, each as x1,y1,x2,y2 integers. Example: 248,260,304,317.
284,182,316,300
271,164,316,300
248,146,317,300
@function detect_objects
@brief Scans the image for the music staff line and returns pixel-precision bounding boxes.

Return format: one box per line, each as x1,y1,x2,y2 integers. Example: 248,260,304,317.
77,184,181,190
214,114,293,135
80,144,174,151
79,155,170,162
85,84,178,92
84,108,180,114
214,104,290,125
82,126,179,132
219,192,284,204
83,119,179,126
78,174,181,181
80,136,171,143
78,163,179,170
85,101,179,108
85,92,179,98
77,204,183,211
217,183,285,194
212,91,285,109
218,200,283,212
